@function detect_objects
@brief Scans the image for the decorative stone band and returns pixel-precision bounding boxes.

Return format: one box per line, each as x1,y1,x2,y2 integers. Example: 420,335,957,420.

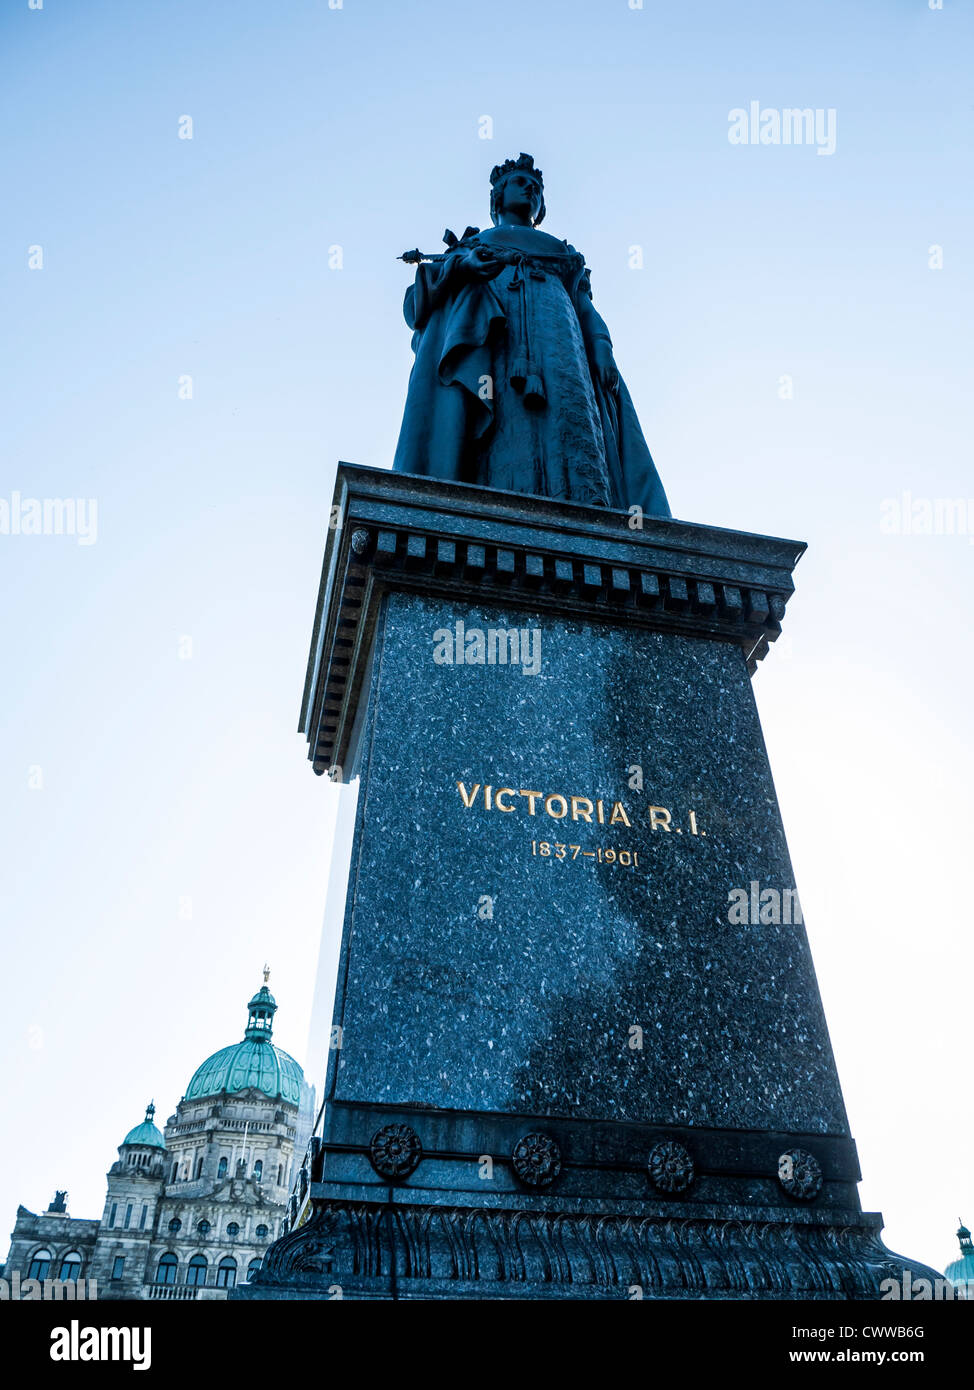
279,1117,853,1239
300,464,806,777
254,1200,941,1300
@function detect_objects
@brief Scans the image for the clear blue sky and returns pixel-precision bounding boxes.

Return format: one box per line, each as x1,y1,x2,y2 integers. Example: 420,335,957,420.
1,0,971,1275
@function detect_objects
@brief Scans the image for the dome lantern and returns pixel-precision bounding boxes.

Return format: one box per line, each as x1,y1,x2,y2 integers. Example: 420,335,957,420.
245,966,277,1043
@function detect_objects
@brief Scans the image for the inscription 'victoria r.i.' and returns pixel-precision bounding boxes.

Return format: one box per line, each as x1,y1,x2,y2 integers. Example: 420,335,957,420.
455,782,706,836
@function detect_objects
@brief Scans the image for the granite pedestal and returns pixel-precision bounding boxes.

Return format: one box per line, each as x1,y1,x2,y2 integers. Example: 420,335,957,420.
238,464,935,1300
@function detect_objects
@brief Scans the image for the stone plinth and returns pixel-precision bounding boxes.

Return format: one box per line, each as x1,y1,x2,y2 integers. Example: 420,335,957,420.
237,464,935,1300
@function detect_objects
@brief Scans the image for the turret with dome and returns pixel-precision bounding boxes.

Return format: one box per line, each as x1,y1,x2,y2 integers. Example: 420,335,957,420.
945,1220,974,1298
121,1103,166,1153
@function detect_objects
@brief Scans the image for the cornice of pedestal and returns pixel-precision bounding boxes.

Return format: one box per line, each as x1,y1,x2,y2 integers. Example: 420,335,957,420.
300,464,806,777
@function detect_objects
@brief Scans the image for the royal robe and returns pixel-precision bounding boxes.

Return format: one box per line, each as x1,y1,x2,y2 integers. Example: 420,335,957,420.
392,224,670,517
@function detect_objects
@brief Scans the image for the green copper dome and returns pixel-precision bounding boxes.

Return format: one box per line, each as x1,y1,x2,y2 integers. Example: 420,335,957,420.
122,1102,166,1150
183,976,304,1107
945,1221,974,1290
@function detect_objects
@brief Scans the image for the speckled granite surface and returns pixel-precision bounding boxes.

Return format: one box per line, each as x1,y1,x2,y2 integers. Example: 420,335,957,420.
330,590,846,1136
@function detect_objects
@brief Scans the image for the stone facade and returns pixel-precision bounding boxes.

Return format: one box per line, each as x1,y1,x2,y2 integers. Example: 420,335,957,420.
3,981,313,1300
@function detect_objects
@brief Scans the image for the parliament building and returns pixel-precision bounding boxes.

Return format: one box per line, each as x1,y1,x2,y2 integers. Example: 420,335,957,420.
3,978,314,1299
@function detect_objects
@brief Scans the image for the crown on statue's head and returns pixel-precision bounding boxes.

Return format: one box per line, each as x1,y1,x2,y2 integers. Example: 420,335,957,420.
489,153,546,226
489,152,544,189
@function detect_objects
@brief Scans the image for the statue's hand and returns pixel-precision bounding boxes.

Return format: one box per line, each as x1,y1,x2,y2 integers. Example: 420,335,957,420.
591,340,619,393
450,244,507,285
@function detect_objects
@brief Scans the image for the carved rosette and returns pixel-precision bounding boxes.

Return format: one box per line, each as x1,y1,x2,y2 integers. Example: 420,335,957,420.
369,1124,422,1179
647,1140,695,1194
777,1149,822,1201
511,1133,562,1188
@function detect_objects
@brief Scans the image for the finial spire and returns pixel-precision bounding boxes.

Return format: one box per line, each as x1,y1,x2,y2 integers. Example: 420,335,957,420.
145,1100,155,1124
263,963,270,985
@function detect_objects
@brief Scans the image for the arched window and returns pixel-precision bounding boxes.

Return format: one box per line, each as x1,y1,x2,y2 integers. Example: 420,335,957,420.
109,1203,117,1228
155,1253,178,1286
255,1224,268,1240
246,1257,262,1282
216,1256,237,1289
195,1157,204,1179
253,1159,263,1182
186,1254,207,1287
168,1217,181,1234
197,1219,210,1237
217,1157,228,1180
59,1252,82,1281
27,1249,51,1281
277,1164,283,1185
171,1162,178,1184
226,1222,239,1238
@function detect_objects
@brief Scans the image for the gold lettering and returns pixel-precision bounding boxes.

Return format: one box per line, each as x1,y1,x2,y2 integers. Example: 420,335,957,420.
545,794,568,819
596,799,605,824
456,782,481,808
519,790,543,815
494,787,516,812
484,785,493,810
649,806,672,831
609,801,631,827
570,796,594,823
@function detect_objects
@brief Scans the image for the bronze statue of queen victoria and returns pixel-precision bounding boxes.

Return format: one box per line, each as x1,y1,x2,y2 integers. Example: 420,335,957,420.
393,154,670,517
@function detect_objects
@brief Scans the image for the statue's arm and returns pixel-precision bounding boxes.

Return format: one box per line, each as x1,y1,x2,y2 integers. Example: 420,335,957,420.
404,260,455,331
404,242,506,331
574,266,612,349
574,268,619,392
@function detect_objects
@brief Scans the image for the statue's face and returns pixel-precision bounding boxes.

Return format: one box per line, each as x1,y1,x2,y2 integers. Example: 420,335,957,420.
498,172,543,224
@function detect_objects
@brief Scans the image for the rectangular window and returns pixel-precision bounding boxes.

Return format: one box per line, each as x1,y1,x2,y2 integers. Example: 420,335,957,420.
124,1203,132,1229
109,1202,117,1228
139,1203,147,1230
111,1256,125,1280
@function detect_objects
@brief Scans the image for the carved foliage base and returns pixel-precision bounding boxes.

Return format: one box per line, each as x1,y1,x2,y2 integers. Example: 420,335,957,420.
252,1200,923,1300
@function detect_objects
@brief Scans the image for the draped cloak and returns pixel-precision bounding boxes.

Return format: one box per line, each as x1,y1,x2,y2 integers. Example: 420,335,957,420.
391,226,670,518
